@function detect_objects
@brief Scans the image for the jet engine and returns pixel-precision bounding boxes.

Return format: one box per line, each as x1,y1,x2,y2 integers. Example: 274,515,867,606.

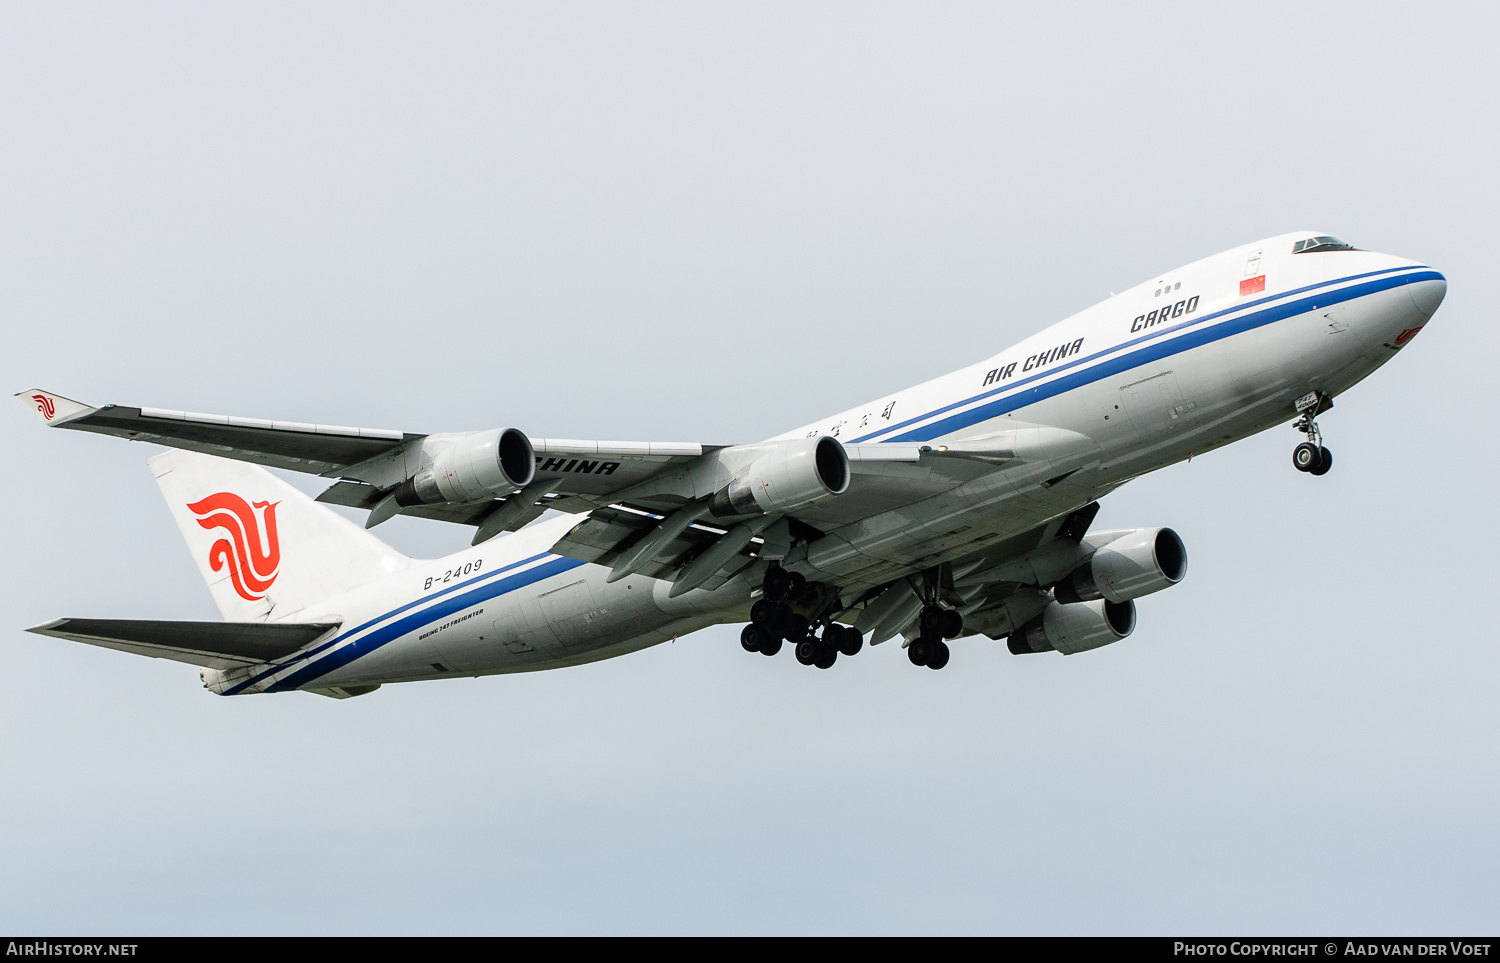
1053,527,1187,604
710,436,850,517
1008,598,1136,655
393,428,536,507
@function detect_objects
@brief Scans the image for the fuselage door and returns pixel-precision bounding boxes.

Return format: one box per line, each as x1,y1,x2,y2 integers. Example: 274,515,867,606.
537,578,606,651
1120,371,1197,439
431,592,553,671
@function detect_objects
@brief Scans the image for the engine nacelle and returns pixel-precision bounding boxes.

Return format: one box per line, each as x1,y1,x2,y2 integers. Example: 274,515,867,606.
1008,599,1136,655
710,436,850,517
1053,527,1187,604
394,428,536,506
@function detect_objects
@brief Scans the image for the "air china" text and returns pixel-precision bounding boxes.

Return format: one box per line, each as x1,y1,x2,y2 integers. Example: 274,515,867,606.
981,337,1086,387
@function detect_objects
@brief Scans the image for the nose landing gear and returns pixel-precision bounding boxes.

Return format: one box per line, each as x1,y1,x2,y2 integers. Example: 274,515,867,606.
1291,392,1333,476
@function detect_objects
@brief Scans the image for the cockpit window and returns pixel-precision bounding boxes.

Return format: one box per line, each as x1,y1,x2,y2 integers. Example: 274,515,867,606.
1292,236,1357,254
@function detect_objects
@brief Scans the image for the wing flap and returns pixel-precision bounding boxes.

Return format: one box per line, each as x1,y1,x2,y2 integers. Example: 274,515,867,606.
315,480,386,510
549,505,732,575
398,500,503,527
549,506,658,564
316,482,566,533
28,618,340,669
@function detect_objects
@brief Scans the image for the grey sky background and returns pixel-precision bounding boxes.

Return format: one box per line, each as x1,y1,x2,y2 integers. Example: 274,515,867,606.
2,3,1496,935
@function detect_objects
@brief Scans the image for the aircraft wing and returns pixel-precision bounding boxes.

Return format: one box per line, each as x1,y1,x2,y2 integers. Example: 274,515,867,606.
19,389,1120,633
27,618,341,670
17,390,1076,580
17,389,419,474
17,389,713,534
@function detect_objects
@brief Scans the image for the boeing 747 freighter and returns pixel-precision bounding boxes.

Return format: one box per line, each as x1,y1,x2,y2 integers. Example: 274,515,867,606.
19,231,1445,697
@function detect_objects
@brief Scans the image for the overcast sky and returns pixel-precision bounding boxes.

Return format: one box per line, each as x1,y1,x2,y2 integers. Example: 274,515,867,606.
2,2,1496,935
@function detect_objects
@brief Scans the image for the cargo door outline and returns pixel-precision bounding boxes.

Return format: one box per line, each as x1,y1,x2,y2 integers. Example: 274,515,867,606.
1119,370,1196,438
537,578,608,652
432,591,548,668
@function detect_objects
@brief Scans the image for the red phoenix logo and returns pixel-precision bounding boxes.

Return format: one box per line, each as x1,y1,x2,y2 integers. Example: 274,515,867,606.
1394,326,1423,346
31,394,56,420
186,493,283,601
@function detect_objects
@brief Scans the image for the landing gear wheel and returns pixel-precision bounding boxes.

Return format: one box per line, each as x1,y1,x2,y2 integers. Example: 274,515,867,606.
762,566,790,603
753,600,791,637
740,625,762,653
813,645,837,670
795,639,818,666
919,606,944,637
782,613,810,644
1291,392,1333,475
926,641,950,670
940,609,963,639
908,639,931,666
835,625,863,657
759,636,782,657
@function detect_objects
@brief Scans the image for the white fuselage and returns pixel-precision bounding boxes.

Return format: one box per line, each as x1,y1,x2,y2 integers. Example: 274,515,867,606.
207,232,1444,695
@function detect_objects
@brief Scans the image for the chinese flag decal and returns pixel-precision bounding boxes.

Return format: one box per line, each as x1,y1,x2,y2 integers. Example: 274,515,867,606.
1239,275,1266,297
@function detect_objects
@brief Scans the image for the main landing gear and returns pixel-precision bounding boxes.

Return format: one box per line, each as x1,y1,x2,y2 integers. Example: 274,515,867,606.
1291,391,1333,476
907,604,963,671
739,565,864,670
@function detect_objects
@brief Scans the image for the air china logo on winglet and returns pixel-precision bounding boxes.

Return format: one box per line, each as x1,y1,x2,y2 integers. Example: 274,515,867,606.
186,493,282,601
31,394,56,420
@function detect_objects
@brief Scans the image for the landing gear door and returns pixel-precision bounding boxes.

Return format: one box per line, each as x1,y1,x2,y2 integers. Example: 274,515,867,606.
1120,371,1197,439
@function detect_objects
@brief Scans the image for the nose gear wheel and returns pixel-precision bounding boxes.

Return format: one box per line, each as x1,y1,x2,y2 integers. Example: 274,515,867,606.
1291,392,1334,476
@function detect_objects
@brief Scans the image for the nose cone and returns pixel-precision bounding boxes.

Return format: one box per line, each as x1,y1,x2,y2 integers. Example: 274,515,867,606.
1407,270,1447,318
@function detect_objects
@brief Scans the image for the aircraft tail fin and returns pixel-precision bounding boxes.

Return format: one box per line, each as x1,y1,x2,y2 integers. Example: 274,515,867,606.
149,449,410,621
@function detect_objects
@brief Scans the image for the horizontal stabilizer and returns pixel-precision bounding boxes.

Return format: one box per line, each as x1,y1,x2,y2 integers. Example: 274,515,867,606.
27,618,340,670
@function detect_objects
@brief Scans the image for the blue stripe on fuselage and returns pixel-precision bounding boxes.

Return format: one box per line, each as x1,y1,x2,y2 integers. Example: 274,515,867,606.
849,266,1435,444
221,552,566,695
266,555,585,692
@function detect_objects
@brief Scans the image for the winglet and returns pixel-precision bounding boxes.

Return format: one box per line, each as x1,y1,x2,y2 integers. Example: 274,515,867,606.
15,388,94,426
